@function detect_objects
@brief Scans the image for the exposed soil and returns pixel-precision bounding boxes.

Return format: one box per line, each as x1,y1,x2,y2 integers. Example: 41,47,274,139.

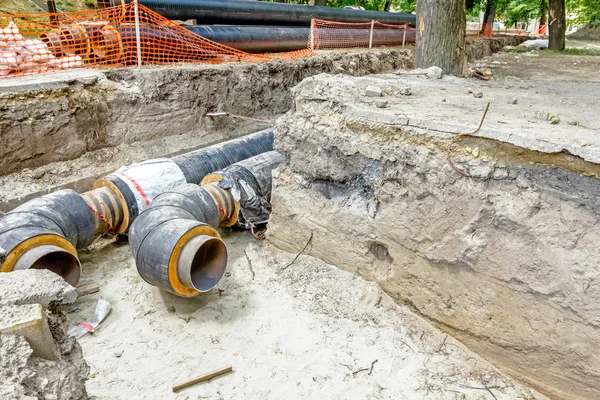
267,47,600,400
65,233,544,399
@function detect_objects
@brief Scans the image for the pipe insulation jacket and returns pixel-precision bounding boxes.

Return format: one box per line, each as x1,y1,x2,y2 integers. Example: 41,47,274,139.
129,184,229,297
130,151,285,296
124,0,417,27
0,129,273,285
94,128,274,233
185,25,415,53
202,151,286,227
0,190,95,286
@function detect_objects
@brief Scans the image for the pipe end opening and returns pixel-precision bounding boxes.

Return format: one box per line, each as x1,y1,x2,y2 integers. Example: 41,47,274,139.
15,245,81,287
178,236,228,293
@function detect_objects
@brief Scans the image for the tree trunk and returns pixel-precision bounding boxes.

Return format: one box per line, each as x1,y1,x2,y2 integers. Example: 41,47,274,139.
549,0,565,50
310,0,328,5
540,0,547,26
415,0,466,76
384,1,392,11
480,0,496,34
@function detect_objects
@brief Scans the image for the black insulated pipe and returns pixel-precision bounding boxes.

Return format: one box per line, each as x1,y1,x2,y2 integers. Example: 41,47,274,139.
94,128,274,233
202,150,286,227
186,25,415,53
186,26,310,53
131,151,286,297
129,184,226,297
171,128,274,185
125,0,417,27
0,190,96,286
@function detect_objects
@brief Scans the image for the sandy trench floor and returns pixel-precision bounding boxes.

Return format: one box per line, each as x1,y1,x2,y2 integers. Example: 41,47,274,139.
65,232,545,400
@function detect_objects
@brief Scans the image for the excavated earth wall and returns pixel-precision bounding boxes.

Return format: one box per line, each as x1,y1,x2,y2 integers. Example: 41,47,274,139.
268,73,600,400
0,37,523,178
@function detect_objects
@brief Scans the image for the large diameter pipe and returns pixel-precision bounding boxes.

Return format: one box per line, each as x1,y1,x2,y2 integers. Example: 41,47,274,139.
131,151,285,297
94,128,274,233
126,0,417,27
185,25,415,53
186,26,310,53
0,190,95,286
0,129,273,285
129,184,229,297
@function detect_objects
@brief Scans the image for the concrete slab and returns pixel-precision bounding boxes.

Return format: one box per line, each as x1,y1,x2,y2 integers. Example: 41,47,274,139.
0,269,77,308
0,69,106,93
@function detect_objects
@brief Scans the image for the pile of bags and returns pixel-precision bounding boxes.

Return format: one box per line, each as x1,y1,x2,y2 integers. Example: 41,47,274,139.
0,22,83,77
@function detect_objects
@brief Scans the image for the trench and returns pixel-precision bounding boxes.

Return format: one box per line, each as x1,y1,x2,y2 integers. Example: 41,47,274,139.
0,37,548,400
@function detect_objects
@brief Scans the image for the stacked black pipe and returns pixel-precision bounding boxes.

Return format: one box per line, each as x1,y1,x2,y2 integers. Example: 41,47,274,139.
125,0,416,26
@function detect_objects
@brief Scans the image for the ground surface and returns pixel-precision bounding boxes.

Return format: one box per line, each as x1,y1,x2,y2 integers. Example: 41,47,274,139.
266,44,600,400
66,233,544,400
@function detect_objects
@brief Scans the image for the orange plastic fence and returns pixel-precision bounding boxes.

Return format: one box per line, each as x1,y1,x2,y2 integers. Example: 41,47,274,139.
308,18,414,52
0,2,310,78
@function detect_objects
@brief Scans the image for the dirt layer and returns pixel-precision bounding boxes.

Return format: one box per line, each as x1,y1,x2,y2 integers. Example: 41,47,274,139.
0,37,522,181
65,233,545,399
268,49,600,400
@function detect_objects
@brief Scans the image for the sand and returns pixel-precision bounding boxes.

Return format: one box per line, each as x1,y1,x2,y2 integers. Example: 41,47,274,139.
66,232,545,399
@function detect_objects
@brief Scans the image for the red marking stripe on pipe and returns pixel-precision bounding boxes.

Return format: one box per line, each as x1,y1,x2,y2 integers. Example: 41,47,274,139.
88,205,114,230
120,171,151,206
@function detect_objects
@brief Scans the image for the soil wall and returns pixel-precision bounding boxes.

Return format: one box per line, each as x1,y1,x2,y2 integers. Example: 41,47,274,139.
0,49,412,176
0,37,521,177
268,73,600,400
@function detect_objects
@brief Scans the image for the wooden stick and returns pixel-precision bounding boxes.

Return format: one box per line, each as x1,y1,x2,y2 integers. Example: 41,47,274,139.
172,366,233,393
76,284,100,297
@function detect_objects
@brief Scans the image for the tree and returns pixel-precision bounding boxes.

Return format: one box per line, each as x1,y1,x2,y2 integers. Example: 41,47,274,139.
549,0,566,50
310,0,329,5
540,0,547,26
415,0,466,75
480,0,497,34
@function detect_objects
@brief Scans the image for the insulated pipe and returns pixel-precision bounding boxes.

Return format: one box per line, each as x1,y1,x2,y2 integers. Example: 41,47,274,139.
185,25,415,53
129,184,229,297
94,128,274,233
0,129,273,285
0,190,95,286
125,0,417,27
130,152,285,297
186,26,311,53
202,151,286,227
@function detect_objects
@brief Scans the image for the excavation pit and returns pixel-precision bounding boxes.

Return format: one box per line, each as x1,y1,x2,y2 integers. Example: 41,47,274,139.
1,39,568,399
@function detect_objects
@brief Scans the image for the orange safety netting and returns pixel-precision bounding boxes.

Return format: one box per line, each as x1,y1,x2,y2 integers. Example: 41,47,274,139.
0,2,310,78
308,18,414,52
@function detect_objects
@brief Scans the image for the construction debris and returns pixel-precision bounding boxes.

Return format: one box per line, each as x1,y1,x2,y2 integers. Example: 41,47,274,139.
172,365,233,393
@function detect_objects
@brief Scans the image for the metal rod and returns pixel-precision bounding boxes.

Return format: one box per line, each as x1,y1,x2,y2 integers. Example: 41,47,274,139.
134,0,142,68
310,18,315,54
369,20,374,49
402,26,406,47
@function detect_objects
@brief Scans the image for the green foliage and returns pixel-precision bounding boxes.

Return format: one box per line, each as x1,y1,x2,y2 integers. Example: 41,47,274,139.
567,0,600,24
467,0,599,25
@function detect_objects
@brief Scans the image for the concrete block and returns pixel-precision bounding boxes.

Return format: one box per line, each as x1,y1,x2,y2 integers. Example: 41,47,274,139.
0,269,77,308
365,86,382,97
0,304,57,360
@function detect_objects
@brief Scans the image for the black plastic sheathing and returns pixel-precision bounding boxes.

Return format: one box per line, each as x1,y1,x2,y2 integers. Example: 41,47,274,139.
134,218,206,292
127,0,416,27
186,25,415,53
216,151,286,226
129,184,220,294
186,26,310,53
105,175,140,225
171,128,274,185
0,190,96,252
